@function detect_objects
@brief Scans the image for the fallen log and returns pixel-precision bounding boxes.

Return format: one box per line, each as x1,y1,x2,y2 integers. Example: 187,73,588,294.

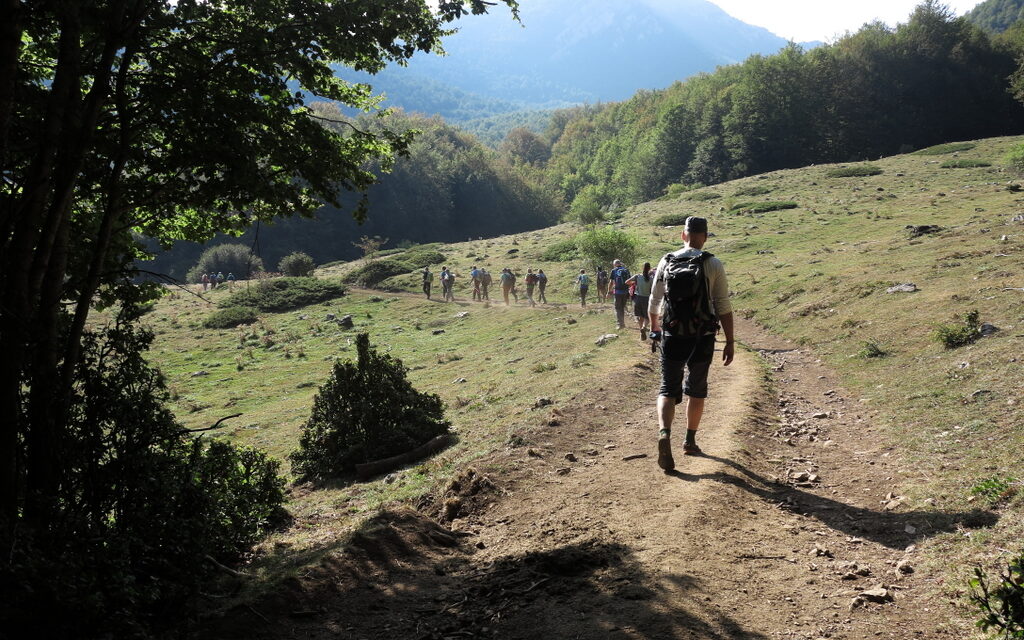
356,433,454,480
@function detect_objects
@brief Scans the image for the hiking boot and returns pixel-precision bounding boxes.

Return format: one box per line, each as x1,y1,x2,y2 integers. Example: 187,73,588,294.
657,437,675,471
640,328,648,341
682,442,702,456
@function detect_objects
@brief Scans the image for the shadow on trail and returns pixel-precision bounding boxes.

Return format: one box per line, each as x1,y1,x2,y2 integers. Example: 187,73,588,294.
199,509,770,640
667,454,998,549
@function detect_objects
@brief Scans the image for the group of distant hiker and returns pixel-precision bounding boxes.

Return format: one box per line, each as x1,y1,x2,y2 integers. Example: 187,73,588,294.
200,272,234,291
419,216,732,474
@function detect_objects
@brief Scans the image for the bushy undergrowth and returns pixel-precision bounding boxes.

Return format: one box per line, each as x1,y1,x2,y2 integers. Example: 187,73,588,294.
204,305,258,328
732,185,774,197
1005,143,1024,175
826,164,884,178
540,237,579,261
970,551,1024,639
729,200,798,214
933,309,981,349
653,213,691,226
1,315,286,637
399,245,446,269
290,334,450,478
278,251,316,277
913,142,977,155
684,190,722,201
344,259,412,287
941,158,992,168
221,277,346,311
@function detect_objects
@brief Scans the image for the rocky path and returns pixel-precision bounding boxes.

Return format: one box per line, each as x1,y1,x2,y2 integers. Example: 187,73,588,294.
202,314,991,640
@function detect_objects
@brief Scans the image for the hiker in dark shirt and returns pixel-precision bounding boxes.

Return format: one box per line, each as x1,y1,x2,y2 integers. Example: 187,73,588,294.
536,269,548,303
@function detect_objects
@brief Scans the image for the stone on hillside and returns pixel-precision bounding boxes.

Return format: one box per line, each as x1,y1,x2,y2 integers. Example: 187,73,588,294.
534,397,553,409
432,329,446,335
895,558,914,574
454,311,470,318
566,317,578,325
860,587,892,603
453,377,467,384
595,333,619,346
325,313,336,321
338,314,354,328
1012,214,1024,222
906,224,942,237
565,453,578,463
190,370,209,377
556,467,571,476
887,283,918,294
507,248,519,254
979,323,999,337
812,412,829,419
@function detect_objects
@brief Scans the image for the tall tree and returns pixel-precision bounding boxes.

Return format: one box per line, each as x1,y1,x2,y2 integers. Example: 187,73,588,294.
0,0,517,529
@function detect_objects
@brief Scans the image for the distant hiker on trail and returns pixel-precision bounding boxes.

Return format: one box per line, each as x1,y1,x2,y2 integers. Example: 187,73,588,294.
480,269,492,301
446,269,457,302
626,262,654,340
536,269,548,304
525,269,538,307
596,267,609,303
609,259,631,329
576,269,590,307
440,266,452,301
201,273,210,291
648,216,734,472
471,265,482,301
216,272,225,288
500,268,515,305
422,267,434,299
227,272,235,288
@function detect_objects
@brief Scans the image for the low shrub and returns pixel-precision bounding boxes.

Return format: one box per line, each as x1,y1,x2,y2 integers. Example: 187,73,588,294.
185,243,263,284
222,277,346,311
825,164,883,178
278,251,316,277
933,309,981,349
729,201,798,214
732,185,774,197
399,245,446,269
857,341,889,358
941,158,991,168
1005,143,1024,175
290,333,450,478
540,238,579,261
203,305,258,328
970,551,1024,639
343,259,411,287
684,190,722,201
653,213,690,226
970,476,1019,506
912,142,976,155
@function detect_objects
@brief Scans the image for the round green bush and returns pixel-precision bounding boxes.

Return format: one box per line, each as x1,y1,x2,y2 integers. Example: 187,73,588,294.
825,164,883,178
653,213,690,226
278,251,316,277
344,259,411,287
186,243,263,283
729,201,798,214
203,306,258,328
221,277,346,311
684,191,722,201
912,142,976,155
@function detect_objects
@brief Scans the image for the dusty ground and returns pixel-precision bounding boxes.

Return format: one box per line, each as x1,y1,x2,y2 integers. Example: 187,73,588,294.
199,316,998,640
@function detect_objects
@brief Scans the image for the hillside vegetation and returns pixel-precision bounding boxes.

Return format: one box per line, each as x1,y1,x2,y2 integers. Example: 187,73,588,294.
145,135,1023,632
967,0,1024,33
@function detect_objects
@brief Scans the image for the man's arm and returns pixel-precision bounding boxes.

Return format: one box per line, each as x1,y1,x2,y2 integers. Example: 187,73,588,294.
719,311,735,366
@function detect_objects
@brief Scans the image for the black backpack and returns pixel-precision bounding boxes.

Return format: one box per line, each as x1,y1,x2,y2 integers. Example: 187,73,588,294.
660,251,719,337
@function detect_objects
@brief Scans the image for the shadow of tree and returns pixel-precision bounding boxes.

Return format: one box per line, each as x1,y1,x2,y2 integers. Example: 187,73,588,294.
667,454,998,549
199,509,771,639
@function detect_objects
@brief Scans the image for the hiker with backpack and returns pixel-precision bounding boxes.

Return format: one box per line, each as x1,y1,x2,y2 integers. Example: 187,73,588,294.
596,267,609,303
536,269,548,304
470,265,482,301
575,269,590,307
609,259,631,329
446,269,457,302
422,267,434,299
480,269,492,301
648,216,734,472
500,268,515,305
626,262,654,340
440,266,452,301
525,269,538,307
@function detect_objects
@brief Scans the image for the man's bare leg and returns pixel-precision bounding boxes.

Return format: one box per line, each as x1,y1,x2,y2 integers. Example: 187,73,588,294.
684,396,705,454
657,395,676,471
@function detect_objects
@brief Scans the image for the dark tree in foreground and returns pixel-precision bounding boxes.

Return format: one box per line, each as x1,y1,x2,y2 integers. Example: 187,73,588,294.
0,0,516,633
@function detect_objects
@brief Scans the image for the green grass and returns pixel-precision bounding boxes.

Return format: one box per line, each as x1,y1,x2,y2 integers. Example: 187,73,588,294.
913,142,977,155
941,158,992,168
684,190,722,201
728,200,798,214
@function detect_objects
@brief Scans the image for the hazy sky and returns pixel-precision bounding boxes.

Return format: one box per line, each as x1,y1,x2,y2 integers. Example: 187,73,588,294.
710,0,986,42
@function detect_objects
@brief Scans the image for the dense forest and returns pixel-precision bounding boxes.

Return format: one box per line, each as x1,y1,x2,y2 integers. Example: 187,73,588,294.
146,107,562,280
966,0,1024,33
534,2,1024,213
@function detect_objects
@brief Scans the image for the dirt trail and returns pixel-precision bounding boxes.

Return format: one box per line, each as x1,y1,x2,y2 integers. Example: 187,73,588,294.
202,307,995,640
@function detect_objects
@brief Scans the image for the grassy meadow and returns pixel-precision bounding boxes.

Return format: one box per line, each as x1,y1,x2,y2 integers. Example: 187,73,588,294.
143,135,1023,613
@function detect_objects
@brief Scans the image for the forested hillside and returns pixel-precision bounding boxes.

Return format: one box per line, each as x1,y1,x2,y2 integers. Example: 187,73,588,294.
537,4,1024,213
966,0,1024,32
145,108,562,280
